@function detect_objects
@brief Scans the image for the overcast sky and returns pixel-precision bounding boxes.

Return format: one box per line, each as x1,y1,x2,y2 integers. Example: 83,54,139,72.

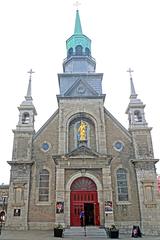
0,0,160,184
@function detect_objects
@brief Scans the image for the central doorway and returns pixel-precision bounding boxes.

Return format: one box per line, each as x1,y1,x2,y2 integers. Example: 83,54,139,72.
84,203,94,225
70,177,100,226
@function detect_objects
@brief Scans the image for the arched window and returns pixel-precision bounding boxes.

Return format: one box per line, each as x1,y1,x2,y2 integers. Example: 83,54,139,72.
68,47,73,57
85,47,90,56
39,169,49,202
134,110,142,122
75,45,83,55
116,168,128,201
22,112,30,124
71,177,97,191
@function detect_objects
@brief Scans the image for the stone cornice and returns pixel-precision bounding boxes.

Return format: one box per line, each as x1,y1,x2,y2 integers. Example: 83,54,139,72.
57,94,106,102
131,159,159,164
128,126,152,132
7,160,34,166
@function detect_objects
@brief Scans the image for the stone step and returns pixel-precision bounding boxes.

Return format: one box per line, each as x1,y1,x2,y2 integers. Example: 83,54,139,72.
63,226,107,238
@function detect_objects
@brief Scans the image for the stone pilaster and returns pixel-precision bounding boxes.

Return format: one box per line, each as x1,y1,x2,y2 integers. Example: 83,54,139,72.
55,167,65,226
5,161,33,230
102,167,114,227
133,159,160,235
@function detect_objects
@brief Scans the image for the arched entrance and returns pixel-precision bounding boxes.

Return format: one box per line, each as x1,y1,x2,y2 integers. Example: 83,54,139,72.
70,177,100,226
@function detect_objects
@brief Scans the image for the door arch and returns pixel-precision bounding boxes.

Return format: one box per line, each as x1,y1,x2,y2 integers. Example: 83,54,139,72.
70,177,100,226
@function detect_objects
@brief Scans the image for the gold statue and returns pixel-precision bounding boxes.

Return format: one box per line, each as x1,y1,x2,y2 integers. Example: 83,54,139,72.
78,120,87,141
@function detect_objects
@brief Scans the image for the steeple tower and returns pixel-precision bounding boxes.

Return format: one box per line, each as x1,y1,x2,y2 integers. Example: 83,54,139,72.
17,69,37,130
126,69,147,128
12,70,37,161
125,70,158,234
6,71,37,230
63,9,96,73
58,9,104,100
57,9,106,156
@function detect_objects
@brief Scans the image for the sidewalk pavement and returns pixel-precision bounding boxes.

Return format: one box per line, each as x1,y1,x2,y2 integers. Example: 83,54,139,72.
0,230,160,240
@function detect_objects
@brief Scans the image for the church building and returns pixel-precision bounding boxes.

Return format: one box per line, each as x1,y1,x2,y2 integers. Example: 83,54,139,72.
5,10,160,235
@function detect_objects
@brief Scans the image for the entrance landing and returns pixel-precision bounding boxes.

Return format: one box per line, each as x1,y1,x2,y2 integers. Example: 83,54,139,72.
63,226,107,238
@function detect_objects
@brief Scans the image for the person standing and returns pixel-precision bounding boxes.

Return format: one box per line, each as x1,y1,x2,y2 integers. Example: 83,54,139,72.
80,210,85,227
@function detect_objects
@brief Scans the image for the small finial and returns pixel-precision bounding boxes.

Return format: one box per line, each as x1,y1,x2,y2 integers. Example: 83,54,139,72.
27,69,35,80
73,1,81,10
127,68,134,79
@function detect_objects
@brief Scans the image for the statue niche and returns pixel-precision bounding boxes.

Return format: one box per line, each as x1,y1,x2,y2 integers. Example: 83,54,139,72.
68,116,96,152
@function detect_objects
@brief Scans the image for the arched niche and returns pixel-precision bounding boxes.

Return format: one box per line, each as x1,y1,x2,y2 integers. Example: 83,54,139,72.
68,113,97,152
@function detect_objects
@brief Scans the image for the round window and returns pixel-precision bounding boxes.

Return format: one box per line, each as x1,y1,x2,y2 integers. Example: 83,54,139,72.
41,142,50,152
113,141,124,152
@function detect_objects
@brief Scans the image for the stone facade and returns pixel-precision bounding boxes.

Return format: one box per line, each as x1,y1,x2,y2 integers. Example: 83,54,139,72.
4,9,160,235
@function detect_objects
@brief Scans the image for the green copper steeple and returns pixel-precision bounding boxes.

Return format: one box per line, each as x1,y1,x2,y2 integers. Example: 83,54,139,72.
74,10,82,34
66,10,91,57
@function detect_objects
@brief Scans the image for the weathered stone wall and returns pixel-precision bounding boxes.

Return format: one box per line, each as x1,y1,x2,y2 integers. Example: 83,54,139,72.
58,98,107,155
104,111,141,226
28,112,59,229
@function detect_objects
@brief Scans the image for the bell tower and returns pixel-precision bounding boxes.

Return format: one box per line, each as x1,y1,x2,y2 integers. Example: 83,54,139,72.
126,68,153,158
6,70,37,230
17,69,37,132
126,68,159,234
126,68,147,129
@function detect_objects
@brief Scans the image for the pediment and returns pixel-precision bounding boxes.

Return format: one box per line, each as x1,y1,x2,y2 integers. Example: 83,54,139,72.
66,146,100,158
64,79,98,97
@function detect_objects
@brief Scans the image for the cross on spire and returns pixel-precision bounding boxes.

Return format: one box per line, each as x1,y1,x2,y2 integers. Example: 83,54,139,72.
127,68,134,78
27,69,35,80
74,1,81,9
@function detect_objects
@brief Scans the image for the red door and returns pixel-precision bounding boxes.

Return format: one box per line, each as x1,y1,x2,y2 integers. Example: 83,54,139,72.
70,177,100,226
95,202,100,225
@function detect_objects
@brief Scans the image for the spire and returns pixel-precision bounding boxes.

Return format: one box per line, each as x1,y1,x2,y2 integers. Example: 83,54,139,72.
130,76,138,99
126,68,137,99
25,69,35,101
25,79,32,101
17,69,37,128
126,68,147,127
74,10,82,35
65,10,91,59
